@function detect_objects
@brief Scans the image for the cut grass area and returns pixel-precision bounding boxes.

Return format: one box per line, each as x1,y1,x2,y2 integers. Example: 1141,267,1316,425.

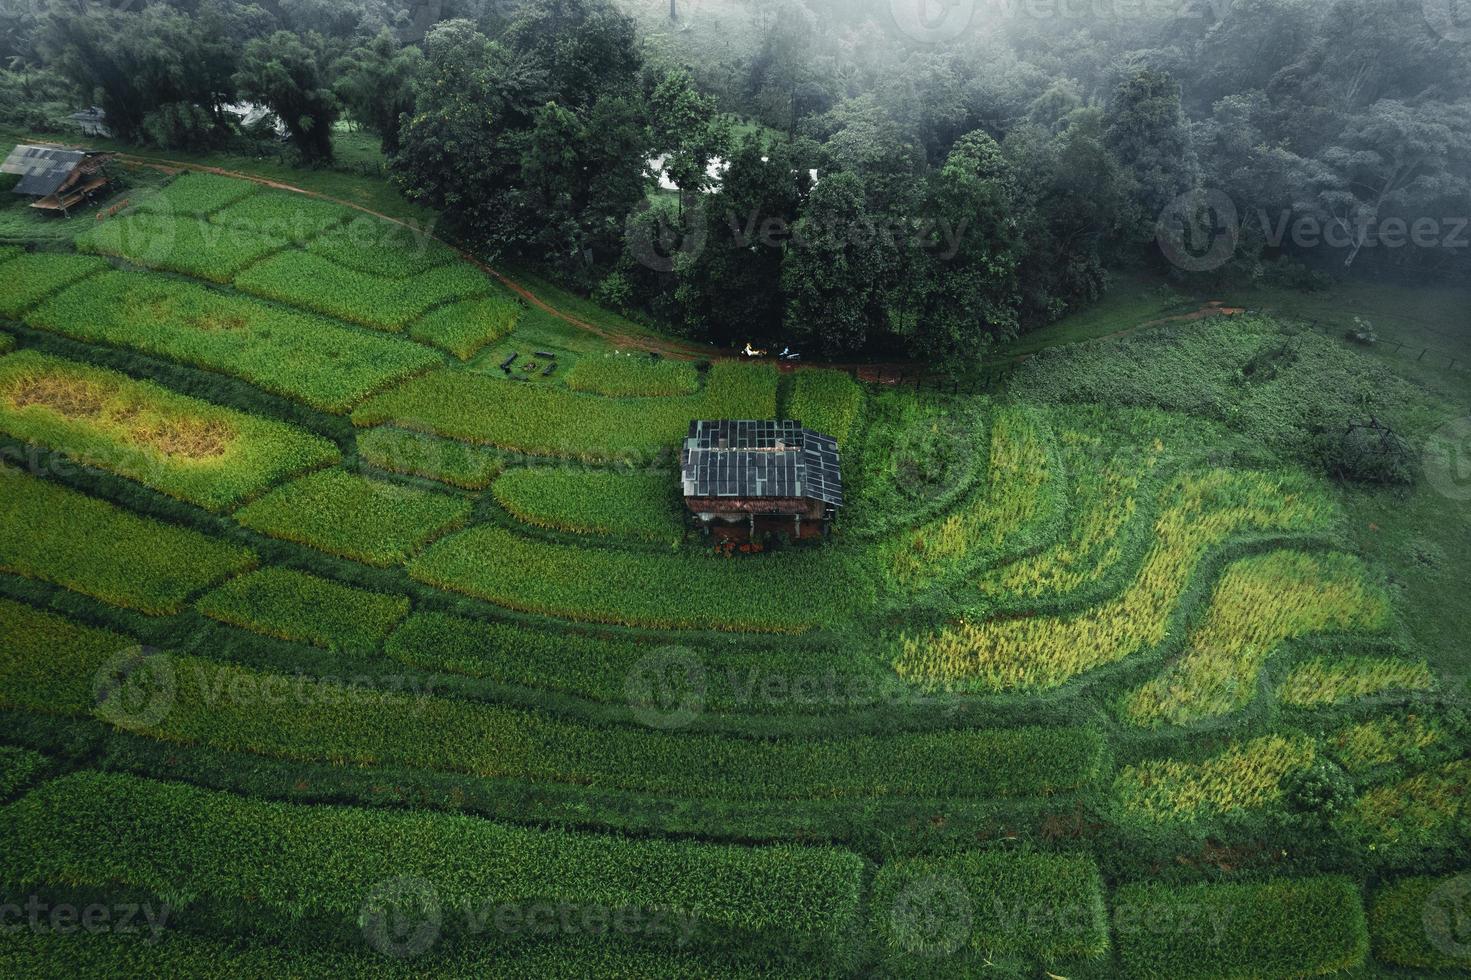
492,467,684,543
1114,877,1368,979
132,171,260,216
410,523,864,632
197,567,410,652
896,468,1339,692
1279,655,1437,707
208,189,354,243
0,771,866,957
0,467,255,614
0,252,108,317
235,251,495,332
354,360,778,462
77,212,286,283
0,350,339,510
871,851,1108,963
1121,550,1390,727
233,468,472,567
1113,734,1315,824
25,270,443,413
0,605,1107,801
565,353,701,397
356,426,503,489
786,369,863,446
995,273,1190,359
408,293,522,360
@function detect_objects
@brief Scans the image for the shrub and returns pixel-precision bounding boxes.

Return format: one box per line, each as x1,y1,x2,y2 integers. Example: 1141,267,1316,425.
492,468,683,543
1113,734,1316,824
353,362,777,463
234,469,471,567
1121,551,1389,727
0,745,49,799
1281,760,1355,827
1280,656,1436,708
208,190,353,243
77,213,286,284
565,354,701,397
356,427,502,489
305,215,461,278
896,468,1338,692
1369,874,1471,971
0,466,255,614
0,771,866,957
871,851,1108,963
787,370,863,446
26,271,442,414
410,524,866,632
1114,877,1368,979
132,172,260,216
236,252,494,332
196,568,410,652
408,294,522,360
0,252,107,317
0,350,339,510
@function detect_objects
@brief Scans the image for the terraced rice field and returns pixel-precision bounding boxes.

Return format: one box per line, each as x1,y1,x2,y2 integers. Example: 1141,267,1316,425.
1,171,1464,978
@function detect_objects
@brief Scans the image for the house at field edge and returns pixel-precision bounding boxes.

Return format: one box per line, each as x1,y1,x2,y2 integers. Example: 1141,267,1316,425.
2,144,112,215
681,420,843,542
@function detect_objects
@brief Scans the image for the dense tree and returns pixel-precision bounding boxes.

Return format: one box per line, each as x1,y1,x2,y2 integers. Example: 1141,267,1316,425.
333,29,422,154
235,31,341,162
1104,68,1198,237
782,171,894,356
648,67,729,212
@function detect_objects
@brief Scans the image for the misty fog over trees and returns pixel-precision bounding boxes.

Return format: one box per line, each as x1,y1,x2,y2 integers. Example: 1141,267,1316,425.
3,0,1467,359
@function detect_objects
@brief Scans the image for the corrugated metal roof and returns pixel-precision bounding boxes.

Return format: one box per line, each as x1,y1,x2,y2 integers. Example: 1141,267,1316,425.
3,145,86,198
681,420,844,507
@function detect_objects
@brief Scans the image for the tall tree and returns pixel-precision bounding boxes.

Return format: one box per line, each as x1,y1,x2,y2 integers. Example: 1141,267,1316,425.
782,170,893,355
1105,68,1198,237
235,31,340,162
333,29,422,155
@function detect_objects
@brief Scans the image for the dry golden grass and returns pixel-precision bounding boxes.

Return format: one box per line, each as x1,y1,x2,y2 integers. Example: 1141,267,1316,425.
1114,734,1317,823
1279,656,1436,708
895,468,1336,692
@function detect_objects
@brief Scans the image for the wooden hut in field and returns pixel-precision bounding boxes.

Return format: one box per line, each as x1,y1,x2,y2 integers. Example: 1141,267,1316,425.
2,144,112,216
680,420,843,542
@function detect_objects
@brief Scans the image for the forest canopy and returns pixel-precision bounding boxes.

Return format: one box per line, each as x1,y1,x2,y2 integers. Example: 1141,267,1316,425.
3,0,1467,360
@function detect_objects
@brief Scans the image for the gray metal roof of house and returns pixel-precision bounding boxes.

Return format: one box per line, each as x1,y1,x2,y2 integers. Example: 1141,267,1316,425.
681,420,843,507
2,145,86,198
